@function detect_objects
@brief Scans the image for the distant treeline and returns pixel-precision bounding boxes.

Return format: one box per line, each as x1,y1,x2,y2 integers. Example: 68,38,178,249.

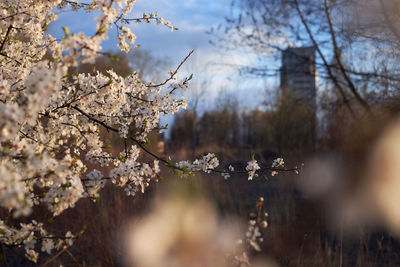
168,93,317,155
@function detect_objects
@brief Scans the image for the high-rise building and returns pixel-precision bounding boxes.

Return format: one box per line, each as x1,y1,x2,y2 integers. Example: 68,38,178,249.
279,46,317,151
280,46,317,106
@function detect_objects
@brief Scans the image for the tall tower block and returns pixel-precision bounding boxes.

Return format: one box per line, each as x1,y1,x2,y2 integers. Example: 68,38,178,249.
279,46,317,151
280,46,317,105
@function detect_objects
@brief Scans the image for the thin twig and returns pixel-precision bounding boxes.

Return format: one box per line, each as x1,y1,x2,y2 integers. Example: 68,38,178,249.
0,25,13,53
324,0,370,112
40,247,67,267
146,50,194,88
293,0,356,117
71,104,301,176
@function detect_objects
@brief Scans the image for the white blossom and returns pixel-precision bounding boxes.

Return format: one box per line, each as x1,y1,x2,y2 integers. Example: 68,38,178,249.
41,239,55,254
271,157,284,168
0,0,280,263
221,172,230,180
0,0,190,262
175,153,219,175
246,160,260,180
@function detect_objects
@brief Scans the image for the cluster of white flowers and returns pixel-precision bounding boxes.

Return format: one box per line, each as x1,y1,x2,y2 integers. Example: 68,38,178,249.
0,219,76,263
176,153,220,175
167,73,193,92
246,159,261,180
134,12,177,31
0,0,298,263
84,169,106,199
109,146,160,196
155,17,176,31
232,197,269,266
271,157,284,176
115,10,177,52
221,172,231,180
245,218,268,252
245,220,262,251
117,25,137,52
271,157,284,168
221,165,235,180
244,197,268,252
0,0,190,262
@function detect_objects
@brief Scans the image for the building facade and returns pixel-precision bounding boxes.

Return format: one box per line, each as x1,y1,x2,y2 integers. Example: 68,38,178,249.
279,46,317,151
280,46,317,105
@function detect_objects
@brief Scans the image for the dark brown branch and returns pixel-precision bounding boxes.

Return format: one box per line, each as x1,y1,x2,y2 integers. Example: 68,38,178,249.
70,105,178,169
0,25,13,53
293,0,355,117
324,0,370,112
51,83,109,112
19,130,53,149
70,105,296,177
0,52,21,65
146,50,194,88
0,12,27,21
40,247,67,267
125,92,153,103
210,166,300,175
122,17,161,23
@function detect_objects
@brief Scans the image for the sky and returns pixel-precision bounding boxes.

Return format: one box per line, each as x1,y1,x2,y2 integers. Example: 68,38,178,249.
50,0,277,107
50,0,280,135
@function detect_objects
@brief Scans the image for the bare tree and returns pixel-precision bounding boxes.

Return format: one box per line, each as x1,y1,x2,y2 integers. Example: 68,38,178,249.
213,0,400,116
